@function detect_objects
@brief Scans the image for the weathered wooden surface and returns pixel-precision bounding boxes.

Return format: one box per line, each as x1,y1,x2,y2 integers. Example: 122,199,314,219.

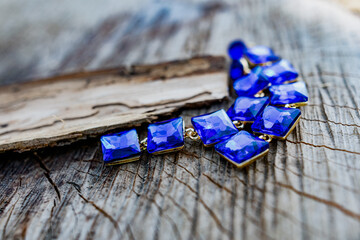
0,56,227,152
333,0,360,13
1,0,360,239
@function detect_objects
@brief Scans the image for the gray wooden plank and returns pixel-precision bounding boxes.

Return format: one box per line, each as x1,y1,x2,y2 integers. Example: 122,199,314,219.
0,0,360,239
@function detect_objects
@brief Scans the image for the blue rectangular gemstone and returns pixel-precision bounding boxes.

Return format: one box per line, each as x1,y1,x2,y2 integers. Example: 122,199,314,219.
228,40,247,60
245,46,280,65
251,106,301,139
227,96,269,122
233,66,270,96
215,131,269,168
191,109,239,146
261,59,299,84
100,129,141,164
147,117,184,154
269,81,308,106
229,60,244,80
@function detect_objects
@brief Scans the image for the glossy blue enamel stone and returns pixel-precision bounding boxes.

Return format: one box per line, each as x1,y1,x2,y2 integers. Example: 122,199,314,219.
228,40,247,60
233,66,270,96
215,131,269,167
229,60,244,80
227,96,269,122
245,46,280,65
101,129,141,163
270,81,308,105
147,117,184,154
251,106,301,138
191,109,239,146
261,59,299,84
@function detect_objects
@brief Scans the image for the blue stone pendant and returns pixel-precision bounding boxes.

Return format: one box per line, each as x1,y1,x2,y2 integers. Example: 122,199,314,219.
261,59,299,84
147,117,185,154
233,66,270,97
191,109,239,146
245,46,280,66
228,40,247,60
100,129,142,165
229,60,244,80
269,81,308,106
227,96,269,122
251,106,301,139
215,131,269,168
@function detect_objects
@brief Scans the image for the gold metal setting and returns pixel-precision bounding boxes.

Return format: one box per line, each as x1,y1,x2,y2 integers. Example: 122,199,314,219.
245,57,274,68
217,149,269,168
283,102,308,108
151,145,185,155
282,78,299,84
203,143,215,147
106,156,141,166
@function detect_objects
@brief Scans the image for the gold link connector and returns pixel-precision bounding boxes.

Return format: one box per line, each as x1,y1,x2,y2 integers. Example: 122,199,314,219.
254,91,265,98
140,138,147,151
259,134,273,143
232,120,245,129
185,128,200,141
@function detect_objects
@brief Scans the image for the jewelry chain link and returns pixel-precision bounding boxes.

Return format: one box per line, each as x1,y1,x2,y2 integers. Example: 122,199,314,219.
140,138,147,151
185,127,200,141
259,134,273,143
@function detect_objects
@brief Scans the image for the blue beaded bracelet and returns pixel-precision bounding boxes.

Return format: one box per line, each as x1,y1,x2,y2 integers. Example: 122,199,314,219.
100,40,308,168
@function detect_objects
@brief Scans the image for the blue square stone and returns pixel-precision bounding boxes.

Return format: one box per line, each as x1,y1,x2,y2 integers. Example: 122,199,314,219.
261,59,299,84
227,96,269,122
228,40,247,60
233,66,270,96
229,60,244,80
245,46,280,65
147,117,184,154
270,81,309,105
191,109,239,146
101,129,141,164
215,131,269,168
251,106,301,139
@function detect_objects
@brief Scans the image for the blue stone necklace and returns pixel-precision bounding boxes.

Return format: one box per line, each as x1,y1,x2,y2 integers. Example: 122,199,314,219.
100,39,308,168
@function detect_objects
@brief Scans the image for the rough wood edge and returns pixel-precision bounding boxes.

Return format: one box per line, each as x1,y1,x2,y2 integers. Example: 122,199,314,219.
0,56,228,153
0,55,226,89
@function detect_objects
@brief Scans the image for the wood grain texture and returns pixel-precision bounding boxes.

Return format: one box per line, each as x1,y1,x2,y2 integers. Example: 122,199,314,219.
333,0,360,13
0,0,360,239
0,56,227,152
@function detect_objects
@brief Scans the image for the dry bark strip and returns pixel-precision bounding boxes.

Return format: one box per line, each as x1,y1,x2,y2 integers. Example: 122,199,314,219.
0,56,227,152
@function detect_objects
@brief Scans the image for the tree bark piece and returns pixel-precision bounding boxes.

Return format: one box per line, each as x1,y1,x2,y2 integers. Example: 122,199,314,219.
0,56,227,152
